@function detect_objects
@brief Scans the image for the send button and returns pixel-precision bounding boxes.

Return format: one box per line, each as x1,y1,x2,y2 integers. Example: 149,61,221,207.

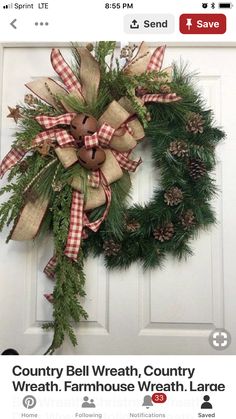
124,14,175,34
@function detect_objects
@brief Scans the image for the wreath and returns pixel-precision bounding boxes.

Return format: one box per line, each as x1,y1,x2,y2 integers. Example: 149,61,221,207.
0,42,224,354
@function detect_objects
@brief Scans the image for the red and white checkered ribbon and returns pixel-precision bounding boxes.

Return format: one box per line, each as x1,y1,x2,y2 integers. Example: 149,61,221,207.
0,127,76,179
35,114,77,148
35,114,141,176
64,190,85,260
36,115,133,149
147,45,166,73
44,293,54,303
36,113,76,129
84,123,115,149
0,147,26,178
112,150,142,172
35,114,118,151
142,93,181,103
64,173,112,261
88,171,100,189
34,128,75,148
51,48,82,94
44,255,57,279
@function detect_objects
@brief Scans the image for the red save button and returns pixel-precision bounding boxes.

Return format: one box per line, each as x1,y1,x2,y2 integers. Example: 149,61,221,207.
180,14,226,34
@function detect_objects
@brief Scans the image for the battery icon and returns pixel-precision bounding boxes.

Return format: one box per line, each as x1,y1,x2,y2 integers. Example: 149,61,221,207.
219,2,233,7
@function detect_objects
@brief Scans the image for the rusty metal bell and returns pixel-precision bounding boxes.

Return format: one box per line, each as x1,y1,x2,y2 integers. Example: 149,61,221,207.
78,146,106,170
70,114,98,142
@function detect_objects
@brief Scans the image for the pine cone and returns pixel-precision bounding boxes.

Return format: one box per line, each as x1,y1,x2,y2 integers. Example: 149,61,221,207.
24,94,37,106
146,111,152,122
188,158,207,180
126,220,141,232
136,87,149,97
180,210,195,230
37,139,52,156
153,223,174,242
186,112,204,134
103,239,121,256
19,160,28,173
169,140,189,157
86,43,94,52
120,45,136,60
164,187,183,206
159,84,171,94
52,181,63,192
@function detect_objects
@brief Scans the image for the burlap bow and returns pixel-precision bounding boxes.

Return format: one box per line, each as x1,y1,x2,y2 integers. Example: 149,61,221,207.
1,47,144,269
33,113,141,264
0,43,181,271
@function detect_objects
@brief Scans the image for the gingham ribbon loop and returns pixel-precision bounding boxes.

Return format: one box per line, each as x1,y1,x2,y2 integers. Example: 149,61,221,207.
51,48,82,94
98,123,115,147
33,129,75,148
84,132,99,149
147,45,166,73
112,151,142,173
0,147,26,178
84,123,115,149
36,113,76,129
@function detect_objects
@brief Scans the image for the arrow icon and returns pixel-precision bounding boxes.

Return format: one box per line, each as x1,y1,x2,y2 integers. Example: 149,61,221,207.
130,19,139,29
10,19,17,29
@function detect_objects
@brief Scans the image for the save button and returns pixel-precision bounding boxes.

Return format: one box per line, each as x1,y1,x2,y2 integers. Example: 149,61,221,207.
179,14,226,34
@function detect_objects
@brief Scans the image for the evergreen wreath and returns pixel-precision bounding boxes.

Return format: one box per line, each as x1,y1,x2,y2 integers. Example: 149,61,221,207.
0,42,224,354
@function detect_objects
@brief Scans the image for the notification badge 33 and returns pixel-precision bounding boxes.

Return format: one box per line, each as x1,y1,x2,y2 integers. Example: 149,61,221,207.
180,14,226,34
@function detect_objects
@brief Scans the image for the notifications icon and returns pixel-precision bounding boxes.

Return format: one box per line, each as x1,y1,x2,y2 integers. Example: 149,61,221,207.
142,395,153,409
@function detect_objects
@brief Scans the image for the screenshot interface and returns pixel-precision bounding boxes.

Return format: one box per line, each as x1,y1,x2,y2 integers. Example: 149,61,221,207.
0,1,235,418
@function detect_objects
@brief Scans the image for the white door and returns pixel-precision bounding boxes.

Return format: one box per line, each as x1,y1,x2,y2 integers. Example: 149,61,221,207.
0,44,235,355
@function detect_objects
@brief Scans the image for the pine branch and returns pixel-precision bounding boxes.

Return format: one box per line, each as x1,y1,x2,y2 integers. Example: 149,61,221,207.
0,153,56,234
43,254,88,355
43,186,88,354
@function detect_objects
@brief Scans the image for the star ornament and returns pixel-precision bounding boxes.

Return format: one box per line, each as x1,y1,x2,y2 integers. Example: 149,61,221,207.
7,106,22,123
